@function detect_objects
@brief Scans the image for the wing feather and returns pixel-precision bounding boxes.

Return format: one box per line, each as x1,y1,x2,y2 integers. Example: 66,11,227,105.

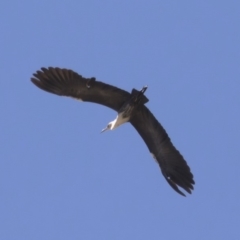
31,67,130,111
130,106,194,196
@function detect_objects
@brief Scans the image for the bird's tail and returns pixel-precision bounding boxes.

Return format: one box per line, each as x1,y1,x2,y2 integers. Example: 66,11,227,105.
131,87,149,104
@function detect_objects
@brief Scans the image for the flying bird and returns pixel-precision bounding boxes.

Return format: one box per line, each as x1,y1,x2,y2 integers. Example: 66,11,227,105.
31,67,195,196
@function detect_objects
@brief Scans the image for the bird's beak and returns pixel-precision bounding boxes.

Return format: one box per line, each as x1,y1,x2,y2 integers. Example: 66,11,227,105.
101,127,109,133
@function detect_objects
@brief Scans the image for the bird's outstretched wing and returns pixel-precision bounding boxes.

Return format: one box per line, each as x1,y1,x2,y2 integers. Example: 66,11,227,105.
130,106,194,196
32,67,194,196
31,67,130,111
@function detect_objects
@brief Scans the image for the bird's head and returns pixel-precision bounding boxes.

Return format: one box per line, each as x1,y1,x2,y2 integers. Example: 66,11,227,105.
101,119,117,133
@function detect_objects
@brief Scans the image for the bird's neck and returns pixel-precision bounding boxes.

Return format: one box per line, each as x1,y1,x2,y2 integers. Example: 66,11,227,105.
111,113,129,130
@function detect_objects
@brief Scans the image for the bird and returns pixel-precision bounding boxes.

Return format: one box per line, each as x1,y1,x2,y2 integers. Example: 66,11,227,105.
31,67,195,196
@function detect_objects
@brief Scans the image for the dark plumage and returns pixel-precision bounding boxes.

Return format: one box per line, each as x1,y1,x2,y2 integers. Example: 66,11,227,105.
31,67,195,196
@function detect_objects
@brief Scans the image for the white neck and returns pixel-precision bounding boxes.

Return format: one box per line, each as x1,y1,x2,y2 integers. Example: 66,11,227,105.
110,113,129,130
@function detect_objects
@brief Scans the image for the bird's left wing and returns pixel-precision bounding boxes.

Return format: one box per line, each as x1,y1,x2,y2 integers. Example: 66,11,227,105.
31,67,130,112
130,106,195,196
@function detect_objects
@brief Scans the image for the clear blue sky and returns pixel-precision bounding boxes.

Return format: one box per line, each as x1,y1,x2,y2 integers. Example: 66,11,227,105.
1,1,240,239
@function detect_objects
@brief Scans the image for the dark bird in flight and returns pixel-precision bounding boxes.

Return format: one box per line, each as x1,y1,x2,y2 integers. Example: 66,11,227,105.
31,67,195,196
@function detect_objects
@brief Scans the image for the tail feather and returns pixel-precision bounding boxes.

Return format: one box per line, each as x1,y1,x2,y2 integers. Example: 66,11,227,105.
131,88,149,104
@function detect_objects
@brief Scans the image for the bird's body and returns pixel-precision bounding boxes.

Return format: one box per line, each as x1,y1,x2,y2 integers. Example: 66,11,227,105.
102,86,148,132
31,67,195,196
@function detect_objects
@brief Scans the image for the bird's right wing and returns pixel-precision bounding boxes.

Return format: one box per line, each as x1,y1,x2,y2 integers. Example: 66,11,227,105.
31,67,130,112
130,106,195,196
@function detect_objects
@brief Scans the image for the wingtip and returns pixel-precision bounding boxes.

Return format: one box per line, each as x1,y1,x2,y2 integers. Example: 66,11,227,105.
165,177,187,197
162,171,194,197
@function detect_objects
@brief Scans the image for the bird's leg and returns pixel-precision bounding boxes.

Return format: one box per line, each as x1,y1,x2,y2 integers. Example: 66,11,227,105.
132,86,148,104
140,86,148,94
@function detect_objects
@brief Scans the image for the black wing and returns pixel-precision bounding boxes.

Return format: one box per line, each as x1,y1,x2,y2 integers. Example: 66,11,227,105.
130,106,194,196
31,67,130,111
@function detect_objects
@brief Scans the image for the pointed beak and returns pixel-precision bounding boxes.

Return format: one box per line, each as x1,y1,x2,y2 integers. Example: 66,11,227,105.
101,127,109,133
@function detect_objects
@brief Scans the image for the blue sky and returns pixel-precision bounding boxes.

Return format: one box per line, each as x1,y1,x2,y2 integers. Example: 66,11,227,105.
1,1,240,239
